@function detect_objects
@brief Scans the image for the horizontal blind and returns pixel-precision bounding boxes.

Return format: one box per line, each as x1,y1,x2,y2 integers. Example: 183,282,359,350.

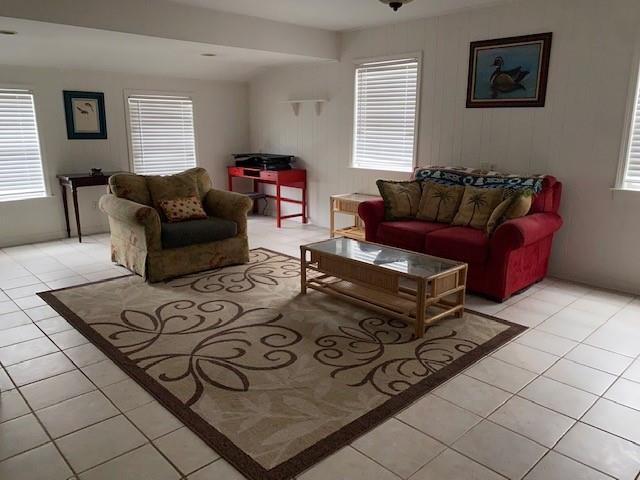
624,75,640,189
353,57,419,172
0,89,46,201
128,95,197,175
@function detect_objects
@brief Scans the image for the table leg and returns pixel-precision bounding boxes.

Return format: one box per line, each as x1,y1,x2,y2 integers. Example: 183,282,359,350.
302,184,307,224
415,279,426,338
329,197,335,238
252,179,258,213
60,184,71,238
276,183,282,228
72,187,82,243
227,174,233,192
300,247,307,294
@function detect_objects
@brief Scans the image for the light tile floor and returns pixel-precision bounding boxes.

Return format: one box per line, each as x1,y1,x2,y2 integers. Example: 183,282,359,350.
1,216,639,479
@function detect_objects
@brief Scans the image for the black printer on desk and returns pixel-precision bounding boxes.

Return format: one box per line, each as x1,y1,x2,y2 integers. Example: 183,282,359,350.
232,153,294,171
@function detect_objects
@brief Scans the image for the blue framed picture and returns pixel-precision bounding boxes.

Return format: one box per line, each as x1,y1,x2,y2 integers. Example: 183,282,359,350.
63,91,107,139
466,32,552,108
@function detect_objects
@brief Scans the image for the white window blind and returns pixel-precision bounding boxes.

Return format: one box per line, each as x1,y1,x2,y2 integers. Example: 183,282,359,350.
621,70,640,190
352,57,419,172
127,95,197,175
0,89,46,201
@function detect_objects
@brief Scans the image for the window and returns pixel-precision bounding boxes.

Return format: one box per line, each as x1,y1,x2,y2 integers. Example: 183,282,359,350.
352,56,420,172
619,62,640,190
0,89,46,201
127,94,197,175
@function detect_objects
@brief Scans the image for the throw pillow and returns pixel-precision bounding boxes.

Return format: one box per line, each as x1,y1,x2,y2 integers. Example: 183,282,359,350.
158,196,208,223
485,196,515,234
503,189,533,219
452,186,504,230
146,171,199,211
376,180,422,220
417,182,464,223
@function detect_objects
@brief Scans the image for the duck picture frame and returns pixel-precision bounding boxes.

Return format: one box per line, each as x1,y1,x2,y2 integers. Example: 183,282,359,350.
466,32,552,108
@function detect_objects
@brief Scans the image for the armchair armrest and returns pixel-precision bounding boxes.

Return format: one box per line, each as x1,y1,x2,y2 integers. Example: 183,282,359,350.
204,189,253,235
99,194,161,251
492,213,563,252
358,199,385,242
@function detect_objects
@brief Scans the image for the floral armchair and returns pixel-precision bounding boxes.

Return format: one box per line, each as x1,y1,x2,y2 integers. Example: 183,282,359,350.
99,167,252,282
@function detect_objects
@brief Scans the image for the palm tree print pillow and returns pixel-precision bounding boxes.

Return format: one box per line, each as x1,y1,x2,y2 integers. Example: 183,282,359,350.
417,182,465,223
376,180,422,220
452,186,505,230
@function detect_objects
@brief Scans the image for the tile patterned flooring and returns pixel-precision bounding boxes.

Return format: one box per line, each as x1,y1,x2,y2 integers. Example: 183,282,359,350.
0,216,639,479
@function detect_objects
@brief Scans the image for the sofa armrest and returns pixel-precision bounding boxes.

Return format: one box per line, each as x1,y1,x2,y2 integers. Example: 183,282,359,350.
99,194,161,251
358,199,385,242
492,213,563,252
204,189,253,235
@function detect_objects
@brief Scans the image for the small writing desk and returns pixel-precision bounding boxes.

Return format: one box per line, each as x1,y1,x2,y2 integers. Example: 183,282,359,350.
57,173,117,242
227,166,307,228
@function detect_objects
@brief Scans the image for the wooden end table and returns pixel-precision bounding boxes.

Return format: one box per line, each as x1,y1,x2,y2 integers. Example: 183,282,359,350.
330,193,381,241
57,172,117,243
300,238,467,338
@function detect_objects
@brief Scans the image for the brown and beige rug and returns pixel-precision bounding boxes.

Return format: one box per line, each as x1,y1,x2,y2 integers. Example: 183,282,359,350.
39,248,524,480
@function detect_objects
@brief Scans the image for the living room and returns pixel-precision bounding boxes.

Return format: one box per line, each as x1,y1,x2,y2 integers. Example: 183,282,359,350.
1,0,639,479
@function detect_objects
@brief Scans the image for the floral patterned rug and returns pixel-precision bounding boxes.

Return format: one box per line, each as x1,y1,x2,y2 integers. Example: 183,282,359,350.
40,248,524,480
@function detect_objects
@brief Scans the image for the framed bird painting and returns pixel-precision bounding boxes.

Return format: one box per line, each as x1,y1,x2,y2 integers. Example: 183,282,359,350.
63,91,107,139
466,32,552,108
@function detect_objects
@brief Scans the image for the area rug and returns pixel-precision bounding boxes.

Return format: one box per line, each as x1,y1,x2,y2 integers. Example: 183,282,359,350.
39,248,525,480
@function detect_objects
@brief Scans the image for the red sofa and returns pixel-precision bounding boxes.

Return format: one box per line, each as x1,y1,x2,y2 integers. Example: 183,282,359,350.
358,176,563,301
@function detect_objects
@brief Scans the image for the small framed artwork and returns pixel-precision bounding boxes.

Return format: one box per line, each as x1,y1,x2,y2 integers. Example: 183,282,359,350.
466,32,552,108
63,91,107,139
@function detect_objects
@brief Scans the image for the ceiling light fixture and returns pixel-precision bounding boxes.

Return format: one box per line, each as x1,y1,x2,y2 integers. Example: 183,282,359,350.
0,30,17,35
379,0,413,12
200,53,216,57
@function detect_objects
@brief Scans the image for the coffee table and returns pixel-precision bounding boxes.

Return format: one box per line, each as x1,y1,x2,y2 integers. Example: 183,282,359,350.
300,238,467,338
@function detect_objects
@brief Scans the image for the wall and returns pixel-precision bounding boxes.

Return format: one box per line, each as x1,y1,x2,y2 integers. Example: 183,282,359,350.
249,0,640,294
0,65,249,246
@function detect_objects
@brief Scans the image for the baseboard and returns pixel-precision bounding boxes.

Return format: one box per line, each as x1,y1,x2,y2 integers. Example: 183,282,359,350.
0,226,110,248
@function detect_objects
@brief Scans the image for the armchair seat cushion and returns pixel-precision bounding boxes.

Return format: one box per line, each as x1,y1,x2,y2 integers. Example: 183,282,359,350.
161,216,238,249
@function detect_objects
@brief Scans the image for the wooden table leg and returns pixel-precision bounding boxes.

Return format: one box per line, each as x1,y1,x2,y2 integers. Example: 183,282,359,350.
300,247,307,294
72,187,82,243
60,184,71,238
302,184,307,224
329,197,335,238
415,278,426,338
276,183,282,228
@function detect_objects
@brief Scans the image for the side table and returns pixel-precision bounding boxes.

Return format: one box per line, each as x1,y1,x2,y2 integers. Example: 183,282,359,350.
57,173,117,243
330,193,381,240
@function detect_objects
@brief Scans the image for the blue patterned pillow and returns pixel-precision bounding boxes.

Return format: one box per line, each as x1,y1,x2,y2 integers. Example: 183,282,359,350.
412,166,544,194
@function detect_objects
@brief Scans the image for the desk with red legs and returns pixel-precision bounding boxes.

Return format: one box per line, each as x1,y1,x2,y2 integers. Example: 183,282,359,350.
227,166,307,228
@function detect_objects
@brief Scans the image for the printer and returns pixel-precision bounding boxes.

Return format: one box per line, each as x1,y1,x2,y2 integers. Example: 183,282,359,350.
232,153,294,171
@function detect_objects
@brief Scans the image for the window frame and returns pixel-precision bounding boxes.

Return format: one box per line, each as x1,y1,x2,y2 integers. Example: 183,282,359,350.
350,52,422,174
615,44,640,191
123,89,199,176
0,85,49,203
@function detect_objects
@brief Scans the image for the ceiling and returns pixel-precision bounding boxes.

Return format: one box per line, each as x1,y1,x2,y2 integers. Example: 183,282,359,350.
168,0,507,31
0,18,320,81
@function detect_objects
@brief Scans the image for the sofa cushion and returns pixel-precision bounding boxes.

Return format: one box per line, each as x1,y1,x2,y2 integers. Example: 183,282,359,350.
109,173,152,206
426,226,489,264
146,171,200,212
161,216,237,249
377,220,449,252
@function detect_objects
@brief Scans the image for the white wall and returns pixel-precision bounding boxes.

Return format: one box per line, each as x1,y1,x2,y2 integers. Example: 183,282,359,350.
249,0,640,294
0,65,248,246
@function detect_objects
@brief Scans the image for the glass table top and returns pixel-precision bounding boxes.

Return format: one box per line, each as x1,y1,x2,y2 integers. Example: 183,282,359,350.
304,237,464,278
